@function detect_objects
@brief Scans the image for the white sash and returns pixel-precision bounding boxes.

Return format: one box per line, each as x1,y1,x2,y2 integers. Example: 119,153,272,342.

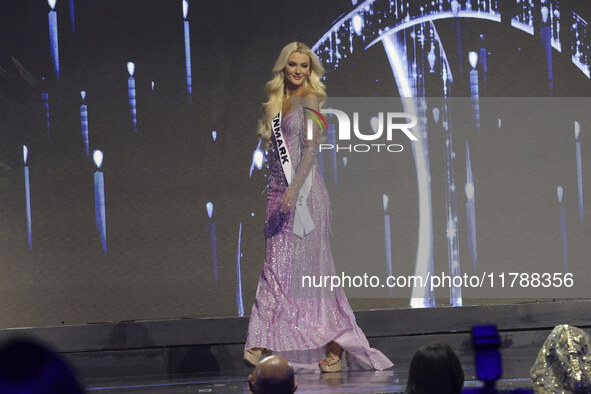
271,111,315,237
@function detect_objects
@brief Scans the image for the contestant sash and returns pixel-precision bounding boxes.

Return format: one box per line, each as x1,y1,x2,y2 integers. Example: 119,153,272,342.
271,111,315,237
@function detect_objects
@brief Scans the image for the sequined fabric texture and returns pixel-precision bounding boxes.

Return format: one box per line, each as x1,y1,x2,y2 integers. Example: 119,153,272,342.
245,106,393,372
530,324,591,393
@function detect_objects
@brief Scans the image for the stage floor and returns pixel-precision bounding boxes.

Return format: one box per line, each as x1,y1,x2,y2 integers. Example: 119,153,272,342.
4,300,587,393
85,364,533,393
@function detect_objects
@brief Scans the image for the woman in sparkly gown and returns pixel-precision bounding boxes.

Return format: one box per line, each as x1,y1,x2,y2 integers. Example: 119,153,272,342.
244,42,393,373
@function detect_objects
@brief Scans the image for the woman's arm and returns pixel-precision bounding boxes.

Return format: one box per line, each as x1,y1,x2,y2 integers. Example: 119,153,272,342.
280,94,321,212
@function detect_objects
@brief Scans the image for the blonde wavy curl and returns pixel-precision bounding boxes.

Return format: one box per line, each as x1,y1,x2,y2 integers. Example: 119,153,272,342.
257,42,327,151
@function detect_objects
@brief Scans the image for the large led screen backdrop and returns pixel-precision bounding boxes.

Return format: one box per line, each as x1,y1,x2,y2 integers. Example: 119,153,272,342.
0,0,590,327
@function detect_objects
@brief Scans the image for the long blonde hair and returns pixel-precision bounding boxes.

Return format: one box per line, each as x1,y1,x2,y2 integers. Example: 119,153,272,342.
257,42,327,150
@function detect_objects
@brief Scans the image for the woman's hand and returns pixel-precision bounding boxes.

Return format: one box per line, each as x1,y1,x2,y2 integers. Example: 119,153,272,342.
280,186,297,213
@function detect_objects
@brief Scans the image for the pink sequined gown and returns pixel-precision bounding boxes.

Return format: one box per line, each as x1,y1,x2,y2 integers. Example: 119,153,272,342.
245,106,393,372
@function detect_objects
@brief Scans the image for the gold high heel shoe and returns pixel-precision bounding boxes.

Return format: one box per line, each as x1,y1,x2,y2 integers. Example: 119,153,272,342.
243,347,272,367
319,341,351,373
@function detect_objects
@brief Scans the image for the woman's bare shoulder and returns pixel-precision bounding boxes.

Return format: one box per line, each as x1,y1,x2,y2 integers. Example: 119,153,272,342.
300,90,319,110
303,89,317,98
293,87,317,98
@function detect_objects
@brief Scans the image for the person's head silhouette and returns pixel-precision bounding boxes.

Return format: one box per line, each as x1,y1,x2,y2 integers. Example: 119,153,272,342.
248,355,297,394
406,341,464,394
0,337,85,394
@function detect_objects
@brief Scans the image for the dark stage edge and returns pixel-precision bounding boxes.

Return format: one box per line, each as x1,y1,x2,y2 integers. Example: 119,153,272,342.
2,300,591,393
